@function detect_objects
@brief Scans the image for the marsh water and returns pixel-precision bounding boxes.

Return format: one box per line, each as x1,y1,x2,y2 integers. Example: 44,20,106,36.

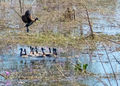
0,0,120,86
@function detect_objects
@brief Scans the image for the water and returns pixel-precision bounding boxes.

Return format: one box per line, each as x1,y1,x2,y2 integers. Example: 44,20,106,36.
0,43,119,86
0,0,120,86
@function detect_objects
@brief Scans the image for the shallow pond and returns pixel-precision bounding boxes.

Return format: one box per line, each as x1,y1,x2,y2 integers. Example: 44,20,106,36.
0,43,119,86
0,0,120,86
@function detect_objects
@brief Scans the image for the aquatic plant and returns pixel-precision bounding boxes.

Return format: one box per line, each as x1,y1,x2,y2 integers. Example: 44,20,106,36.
83,64,88,73
74,60,88,73
0,71,10,79
5,71,10,76
74,62,82,72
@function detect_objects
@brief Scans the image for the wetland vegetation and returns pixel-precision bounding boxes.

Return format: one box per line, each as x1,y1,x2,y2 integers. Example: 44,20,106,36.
0,0,120,86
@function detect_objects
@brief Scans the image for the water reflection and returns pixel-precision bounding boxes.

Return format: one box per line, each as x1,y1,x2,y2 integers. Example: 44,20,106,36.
0,43,119,85
0,0,120,85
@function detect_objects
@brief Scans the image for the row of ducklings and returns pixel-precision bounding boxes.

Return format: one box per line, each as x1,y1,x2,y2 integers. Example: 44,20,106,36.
20,46,57,58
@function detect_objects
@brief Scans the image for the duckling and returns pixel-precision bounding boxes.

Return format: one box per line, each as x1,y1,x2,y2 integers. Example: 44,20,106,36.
20,48,28,57
41,48,46,57
34,46,41,56
24,49,27,55
30,46,34,54
20,48,23,57
36,48,46,58
53,48,58,57
45,48,52,57
29,46,35,57
35,46,38,54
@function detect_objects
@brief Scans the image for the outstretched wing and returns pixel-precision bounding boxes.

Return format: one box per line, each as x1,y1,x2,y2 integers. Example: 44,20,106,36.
21,15,28,23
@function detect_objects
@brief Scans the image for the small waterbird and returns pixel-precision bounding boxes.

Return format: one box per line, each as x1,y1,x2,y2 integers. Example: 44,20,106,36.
35,46,38,54
34,46,41,56
44,48,52,57
29,46,34,55
41,48,58,57
36,48,46,58
29,46,42,56
42,48,58,57
41,47,46,57
20,48,28,57
12,8,38,32
53,48,57,57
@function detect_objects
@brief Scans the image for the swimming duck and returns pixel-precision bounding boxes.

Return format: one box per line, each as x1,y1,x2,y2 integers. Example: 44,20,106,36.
20,48,23,56
53,48,57,57
36,48,46,58
43,48,58,57
20,48,28,57
35,46,38,54
29,46,35,56
45,48,52,57
34,46,41,56
41,48,46,57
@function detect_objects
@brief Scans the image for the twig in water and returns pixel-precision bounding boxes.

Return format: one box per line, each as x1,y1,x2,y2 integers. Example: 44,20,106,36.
84,39,111,86
113,55,120,64
97,34,120,45
93,76,108,86
55,65,66,78
103,45,118,86
0,74,7,79
79,3,94,39
97,53,112,86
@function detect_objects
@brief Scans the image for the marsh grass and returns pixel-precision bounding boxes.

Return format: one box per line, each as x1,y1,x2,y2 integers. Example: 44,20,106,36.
2,31,118,51
0,0,119,85
9,61,87,86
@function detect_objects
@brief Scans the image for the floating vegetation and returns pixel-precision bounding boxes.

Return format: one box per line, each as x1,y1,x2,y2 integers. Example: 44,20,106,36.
74,60,88,73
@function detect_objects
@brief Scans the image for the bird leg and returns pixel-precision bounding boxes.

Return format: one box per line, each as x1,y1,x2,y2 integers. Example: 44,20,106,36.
26,27,29,33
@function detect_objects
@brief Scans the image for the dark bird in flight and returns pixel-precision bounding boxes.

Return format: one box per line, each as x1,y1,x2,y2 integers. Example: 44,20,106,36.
21,10,38,32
